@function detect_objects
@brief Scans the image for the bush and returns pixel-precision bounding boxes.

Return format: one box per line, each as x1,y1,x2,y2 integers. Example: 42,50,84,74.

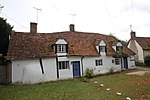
144,55,150,66
135,61,144,66
85,68,94,78
109,67,114,74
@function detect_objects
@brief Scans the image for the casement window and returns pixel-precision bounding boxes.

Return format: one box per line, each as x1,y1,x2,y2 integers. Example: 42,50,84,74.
95,59,103,66
55,44,68,53
99,46,106,52
115,58,120,65
112,59,115,63
58,61,69,69
116,46,123,52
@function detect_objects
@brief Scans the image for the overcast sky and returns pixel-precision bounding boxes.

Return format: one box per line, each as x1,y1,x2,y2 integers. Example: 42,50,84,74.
0,0,150,40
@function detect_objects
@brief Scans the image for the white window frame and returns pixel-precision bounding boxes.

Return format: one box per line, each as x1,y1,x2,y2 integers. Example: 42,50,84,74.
57,44,66,53
99,46,106,52
58,61,69,69
95,59,103,66
115,58,120,65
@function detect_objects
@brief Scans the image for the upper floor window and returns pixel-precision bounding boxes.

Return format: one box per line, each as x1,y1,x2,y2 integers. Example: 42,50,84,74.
116,46,123,52
57,44,67,53
54,39,68,53
99,46,106,52
98,40,106,53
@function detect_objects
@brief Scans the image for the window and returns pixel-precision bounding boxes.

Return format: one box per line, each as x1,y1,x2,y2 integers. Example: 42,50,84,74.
99,46,106,52
58,61,69,69
112,59,114,63
56,44,67,53
116,46,123,52
115,58,120,65
95,59,103,66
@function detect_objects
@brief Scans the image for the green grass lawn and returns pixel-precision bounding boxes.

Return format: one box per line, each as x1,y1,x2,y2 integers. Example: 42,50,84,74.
0,71,150,100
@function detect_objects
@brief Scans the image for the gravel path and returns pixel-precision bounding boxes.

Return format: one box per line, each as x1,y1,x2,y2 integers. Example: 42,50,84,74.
127,66,150,76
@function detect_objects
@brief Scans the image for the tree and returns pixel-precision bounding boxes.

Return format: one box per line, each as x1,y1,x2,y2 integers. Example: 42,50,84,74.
0,17,13,57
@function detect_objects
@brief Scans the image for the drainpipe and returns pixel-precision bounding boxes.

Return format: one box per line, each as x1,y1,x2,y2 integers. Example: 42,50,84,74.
81,56,84,76
56,57,59,78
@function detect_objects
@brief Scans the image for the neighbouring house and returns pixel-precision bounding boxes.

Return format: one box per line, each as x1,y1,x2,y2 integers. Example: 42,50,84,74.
128,31,150,63
6,23,135,84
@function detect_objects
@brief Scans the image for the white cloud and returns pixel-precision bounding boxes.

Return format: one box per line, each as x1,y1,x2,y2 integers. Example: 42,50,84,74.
1,0,150,40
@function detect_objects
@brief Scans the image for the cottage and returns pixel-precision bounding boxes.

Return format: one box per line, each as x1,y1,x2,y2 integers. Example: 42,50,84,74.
7,23,135,84
128,31,150,63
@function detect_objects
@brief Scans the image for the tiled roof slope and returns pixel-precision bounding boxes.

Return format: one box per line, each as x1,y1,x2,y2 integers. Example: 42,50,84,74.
7,31,135,60
135,37,150,50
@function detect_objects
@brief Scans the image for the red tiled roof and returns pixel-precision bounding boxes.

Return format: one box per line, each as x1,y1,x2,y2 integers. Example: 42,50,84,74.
135,37,150,50
7,31,135,60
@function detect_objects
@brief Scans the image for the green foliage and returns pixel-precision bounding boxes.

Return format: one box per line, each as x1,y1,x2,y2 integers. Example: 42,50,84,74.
135,61,144,66
0,80,11,86
0,17,13,56
144,55,150,66
85,68,94,78
0,71,150,99
109,67,115,74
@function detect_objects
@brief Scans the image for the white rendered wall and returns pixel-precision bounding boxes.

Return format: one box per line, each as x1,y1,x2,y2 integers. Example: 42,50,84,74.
116,42,122,46
55,39,67,44
135,40,144,62
12,58,57,84
58,56,82,79
82,56,121,75
128,56,136,69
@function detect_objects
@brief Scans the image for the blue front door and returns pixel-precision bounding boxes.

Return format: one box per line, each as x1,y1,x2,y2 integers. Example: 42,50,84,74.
123,57,128,69
73,61,80,77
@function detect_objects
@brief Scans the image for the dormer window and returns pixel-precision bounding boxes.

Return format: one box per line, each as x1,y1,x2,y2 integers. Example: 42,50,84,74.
54,39,68,53
97,40,106,53
115,42,123,53
116,46,123,52
99,46,106,52
57,44,67,53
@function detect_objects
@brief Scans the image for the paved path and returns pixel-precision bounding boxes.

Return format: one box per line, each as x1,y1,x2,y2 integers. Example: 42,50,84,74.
127,66,150,76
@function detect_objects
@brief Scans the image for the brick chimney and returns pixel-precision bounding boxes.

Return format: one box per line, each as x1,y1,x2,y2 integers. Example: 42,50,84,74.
69,24,75,32
30,22,37,34
130,31,136,39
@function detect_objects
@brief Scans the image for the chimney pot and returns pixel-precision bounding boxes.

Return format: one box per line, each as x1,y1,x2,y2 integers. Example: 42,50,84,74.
69,24,75,32
130,31,136,39
30,22,37,34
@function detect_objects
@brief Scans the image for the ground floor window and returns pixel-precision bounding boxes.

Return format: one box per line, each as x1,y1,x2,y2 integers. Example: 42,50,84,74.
115,58,120,65
58,61,69,69
95,59,103,66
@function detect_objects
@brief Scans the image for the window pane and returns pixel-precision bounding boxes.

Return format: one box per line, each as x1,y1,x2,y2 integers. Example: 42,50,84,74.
95,59,103,66
58,61,69,69
62,45,66,52
100,46,106,52
57,45,66,53
115,58,120,65
116,46,123,52
57,45,62,52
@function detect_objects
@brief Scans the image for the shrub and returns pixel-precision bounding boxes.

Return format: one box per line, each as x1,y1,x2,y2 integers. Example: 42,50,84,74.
85,68,94,78
109,67,114,74
144,55,150,66
0,80,11,86
135,61,144,66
